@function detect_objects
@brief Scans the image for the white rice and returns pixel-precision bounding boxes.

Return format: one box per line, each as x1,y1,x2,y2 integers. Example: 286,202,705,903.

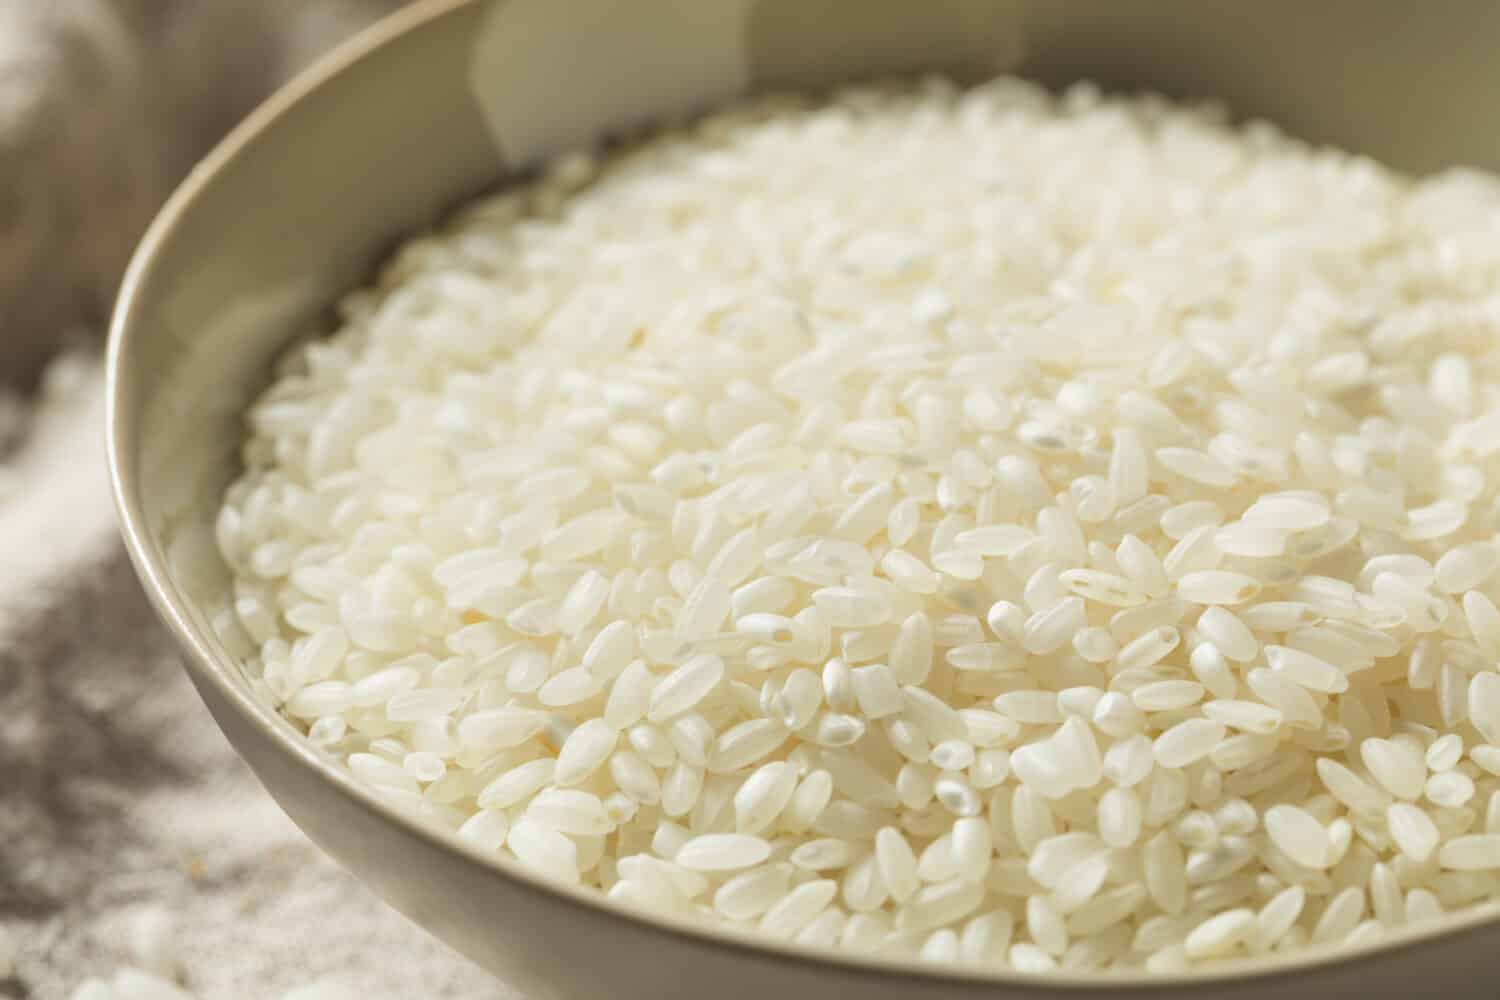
218,75,1500,971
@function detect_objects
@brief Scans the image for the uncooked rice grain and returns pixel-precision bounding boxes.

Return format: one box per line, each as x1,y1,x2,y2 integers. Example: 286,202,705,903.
219,75,1500,973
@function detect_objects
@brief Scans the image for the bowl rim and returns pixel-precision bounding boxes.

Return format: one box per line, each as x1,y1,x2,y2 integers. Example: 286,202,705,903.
106,0,1500,988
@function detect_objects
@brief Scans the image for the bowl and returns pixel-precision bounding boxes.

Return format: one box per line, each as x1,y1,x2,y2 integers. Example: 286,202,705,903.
107,1,1500,996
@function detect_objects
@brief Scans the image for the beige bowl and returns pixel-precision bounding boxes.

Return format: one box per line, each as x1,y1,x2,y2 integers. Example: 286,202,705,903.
107,1,1500,996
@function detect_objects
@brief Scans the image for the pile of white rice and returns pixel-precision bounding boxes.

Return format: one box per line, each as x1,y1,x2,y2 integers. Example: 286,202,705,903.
217,77,1500,972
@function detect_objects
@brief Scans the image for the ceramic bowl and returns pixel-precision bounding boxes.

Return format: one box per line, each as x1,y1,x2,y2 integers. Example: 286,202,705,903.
108,1,1500,996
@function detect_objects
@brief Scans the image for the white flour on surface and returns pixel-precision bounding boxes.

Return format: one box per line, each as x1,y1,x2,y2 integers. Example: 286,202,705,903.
0,359,512,1000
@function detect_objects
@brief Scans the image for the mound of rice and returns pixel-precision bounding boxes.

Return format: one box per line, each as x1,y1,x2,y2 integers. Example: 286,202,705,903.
217,76,1500,971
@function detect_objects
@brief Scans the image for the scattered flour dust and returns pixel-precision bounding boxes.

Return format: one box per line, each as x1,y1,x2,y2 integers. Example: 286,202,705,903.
0,355,508,998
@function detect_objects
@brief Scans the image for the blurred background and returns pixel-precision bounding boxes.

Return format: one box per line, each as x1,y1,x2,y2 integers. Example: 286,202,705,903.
2,0,400,388
0,2,511,997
